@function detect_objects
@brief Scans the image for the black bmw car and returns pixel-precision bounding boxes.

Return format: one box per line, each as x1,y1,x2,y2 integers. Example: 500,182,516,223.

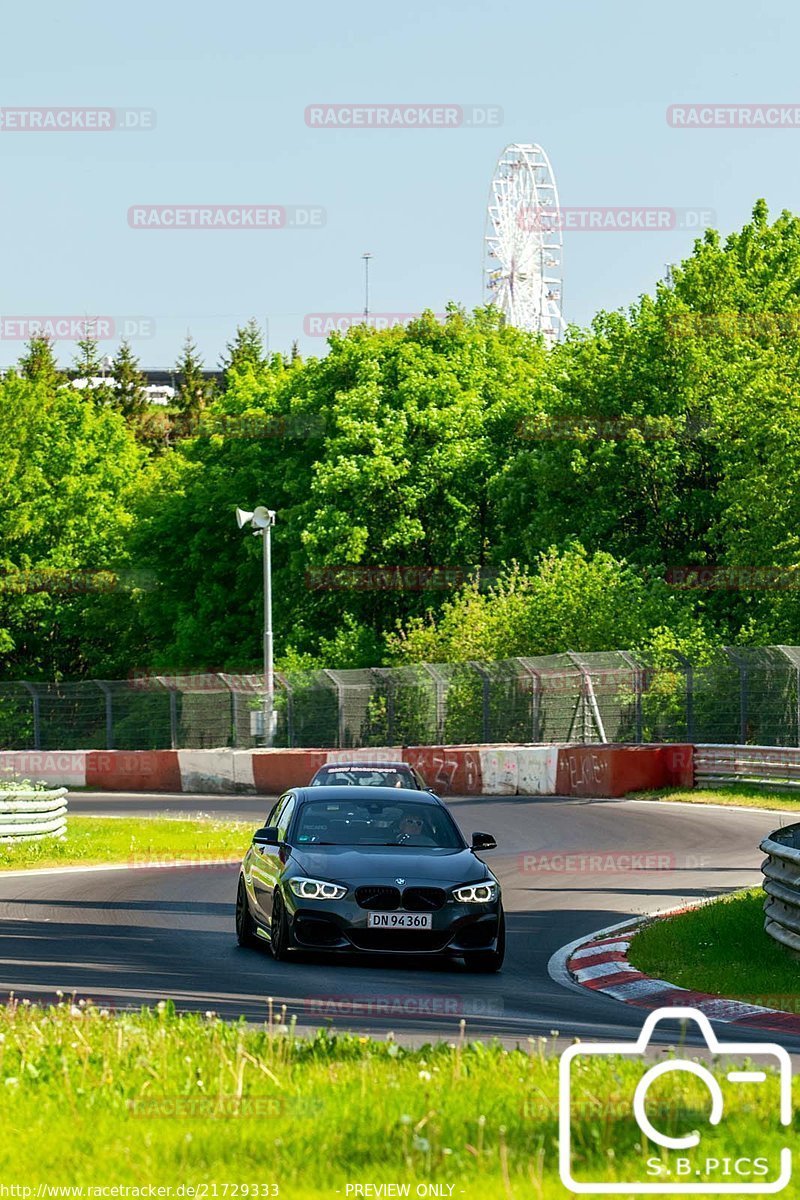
235,785,504,972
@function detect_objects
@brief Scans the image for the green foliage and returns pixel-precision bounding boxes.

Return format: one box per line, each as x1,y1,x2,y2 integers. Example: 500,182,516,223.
388,548,687,663
17,336,65,389
174,333,210,420
0,815,250,870
111,338,147,421
0,1000,787,1194
8,202,800,680
0,373,144,679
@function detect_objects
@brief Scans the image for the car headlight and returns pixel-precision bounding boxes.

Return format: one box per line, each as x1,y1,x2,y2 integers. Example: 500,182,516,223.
288,876,347,901
452,881,498,903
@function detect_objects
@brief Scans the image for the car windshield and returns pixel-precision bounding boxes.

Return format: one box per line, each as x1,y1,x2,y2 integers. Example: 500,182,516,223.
312,766,417,789
294,799,463,848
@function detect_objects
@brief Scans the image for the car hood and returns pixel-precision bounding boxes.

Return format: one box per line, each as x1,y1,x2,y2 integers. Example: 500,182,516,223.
289,844,491,885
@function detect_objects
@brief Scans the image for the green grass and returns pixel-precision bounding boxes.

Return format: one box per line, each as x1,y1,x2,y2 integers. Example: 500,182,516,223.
0,816,252,871
0,1000,792,1197
630,784,800,811
629,887,800,1006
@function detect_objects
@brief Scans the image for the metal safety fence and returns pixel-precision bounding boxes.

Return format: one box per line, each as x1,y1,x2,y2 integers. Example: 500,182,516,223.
761,823,800,954
2,645,800,751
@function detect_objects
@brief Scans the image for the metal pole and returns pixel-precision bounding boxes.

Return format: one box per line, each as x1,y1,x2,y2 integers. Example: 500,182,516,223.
362,253,372,321
263,524,274,748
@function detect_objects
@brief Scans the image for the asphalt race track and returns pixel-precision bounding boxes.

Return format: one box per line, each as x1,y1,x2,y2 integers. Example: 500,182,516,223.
2,792,794,1050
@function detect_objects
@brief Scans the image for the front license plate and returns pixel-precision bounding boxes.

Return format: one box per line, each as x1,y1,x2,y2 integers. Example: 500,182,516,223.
367,911,432,929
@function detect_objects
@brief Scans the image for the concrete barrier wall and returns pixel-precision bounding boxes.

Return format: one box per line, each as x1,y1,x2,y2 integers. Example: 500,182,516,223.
555,743,694,798
0,743,695,797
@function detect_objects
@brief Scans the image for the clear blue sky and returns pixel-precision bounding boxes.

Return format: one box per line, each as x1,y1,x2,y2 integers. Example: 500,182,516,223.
1,0,796,367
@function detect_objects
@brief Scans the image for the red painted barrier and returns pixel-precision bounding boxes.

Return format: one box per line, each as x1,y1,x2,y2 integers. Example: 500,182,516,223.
556,743,694,798
10,741,694,796
251,749,328,793
404,746,483,796
86,750,182,792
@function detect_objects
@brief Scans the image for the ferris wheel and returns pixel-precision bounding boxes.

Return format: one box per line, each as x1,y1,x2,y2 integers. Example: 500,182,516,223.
484,143,565,341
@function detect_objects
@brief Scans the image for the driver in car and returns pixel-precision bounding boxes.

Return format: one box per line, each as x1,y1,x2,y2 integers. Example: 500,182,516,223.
394,812,435,844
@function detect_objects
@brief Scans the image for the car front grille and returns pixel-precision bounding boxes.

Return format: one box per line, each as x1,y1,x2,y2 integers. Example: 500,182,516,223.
347,929,451,953
402,886,446,911
355,885,401,910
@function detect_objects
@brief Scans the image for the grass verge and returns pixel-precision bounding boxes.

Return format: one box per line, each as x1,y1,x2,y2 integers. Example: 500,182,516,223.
629,784,800,811
0,1000,790,1197
628,887,800,1007
0,816,251,871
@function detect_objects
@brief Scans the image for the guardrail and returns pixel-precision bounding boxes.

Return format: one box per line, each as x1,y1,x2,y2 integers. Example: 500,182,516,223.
0,787,68,842
695,744,800,789
761,823,800,954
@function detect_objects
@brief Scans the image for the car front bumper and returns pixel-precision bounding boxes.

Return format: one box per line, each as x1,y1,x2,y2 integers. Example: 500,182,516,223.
283,892,502,955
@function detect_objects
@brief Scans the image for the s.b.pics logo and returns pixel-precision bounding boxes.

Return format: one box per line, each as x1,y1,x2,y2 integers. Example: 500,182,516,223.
559,1007,792,1194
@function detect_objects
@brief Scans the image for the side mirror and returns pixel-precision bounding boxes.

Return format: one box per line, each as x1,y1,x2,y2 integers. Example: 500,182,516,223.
471,831,497,851
253,826,280,846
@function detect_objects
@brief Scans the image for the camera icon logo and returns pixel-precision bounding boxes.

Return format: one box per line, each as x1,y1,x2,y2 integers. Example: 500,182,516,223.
559,1006,792,1194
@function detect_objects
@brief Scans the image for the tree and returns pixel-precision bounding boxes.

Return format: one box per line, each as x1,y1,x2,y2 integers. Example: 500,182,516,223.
111,339,147,421
131,308,551,670
0,372,145,679
220,319,267,388
17,337,64,389
72,332,105,380
174,334,209,421
71,331,114,406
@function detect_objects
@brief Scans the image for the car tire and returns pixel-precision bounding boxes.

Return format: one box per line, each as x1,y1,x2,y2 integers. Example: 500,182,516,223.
269,891,292,961
235,876,259,948
465,910,505,973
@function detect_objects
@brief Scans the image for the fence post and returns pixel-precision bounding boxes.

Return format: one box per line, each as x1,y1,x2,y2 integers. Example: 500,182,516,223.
323,669,346,748
619,651,643,743
672,651,694,742
725,648,749,744
469,662,491,742
371,667,394,745
422,664,446,744
516,659,542,742
169,689,179,750
277,672,294,748
94,681,114,749
20,682,41,751
566,655,607,743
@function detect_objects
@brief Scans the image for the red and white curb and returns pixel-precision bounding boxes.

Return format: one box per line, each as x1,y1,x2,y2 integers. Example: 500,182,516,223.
550,909,800,1036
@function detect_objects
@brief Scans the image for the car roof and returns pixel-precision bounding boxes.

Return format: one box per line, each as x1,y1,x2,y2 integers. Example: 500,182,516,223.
295,785,440,805
315,762,416,770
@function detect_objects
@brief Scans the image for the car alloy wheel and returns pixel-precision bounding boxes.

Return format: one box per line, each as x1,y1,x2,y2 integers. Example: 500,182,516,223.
270,891,292,961
235,876,259,948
